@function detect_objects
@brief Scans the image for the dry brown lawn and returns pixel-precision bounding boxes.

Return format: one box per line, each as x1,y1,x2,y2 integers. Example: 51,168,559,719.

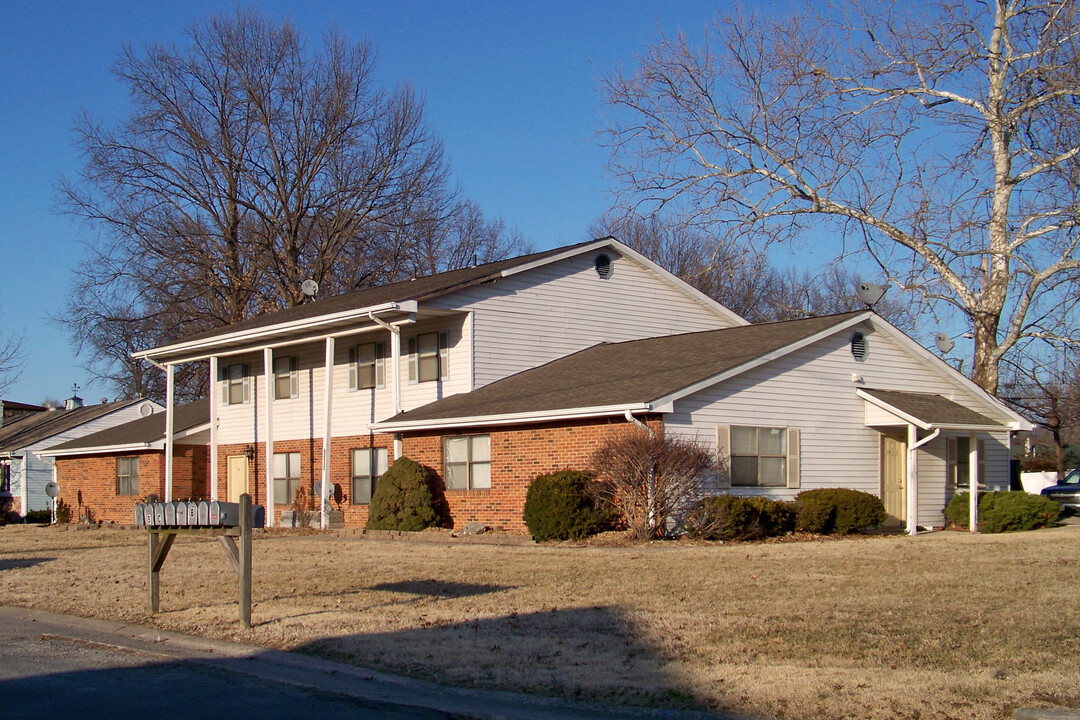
0,524,1077,720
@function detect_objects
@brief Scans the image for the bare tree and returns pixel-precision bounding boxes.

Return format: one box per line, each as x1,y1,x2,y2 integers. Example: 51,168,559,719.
592,213,912,328
599,1,1080,394
58,10,524,401
1000,350,1080,479
590,426,714,539
0,309,24,396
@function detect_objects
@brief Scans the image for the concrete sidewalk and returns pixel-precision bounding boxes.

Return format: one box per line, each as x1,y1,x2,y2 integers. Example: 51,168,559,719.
0,606,744,720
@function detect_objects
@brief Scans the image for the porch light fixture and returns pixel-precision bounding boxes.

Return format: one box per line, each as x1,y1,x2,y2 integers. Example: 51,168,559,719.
244,445,255,462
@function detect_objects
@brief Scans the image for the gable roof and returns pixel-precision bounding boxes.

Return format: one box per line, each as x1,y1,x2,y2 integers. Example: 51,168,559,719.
375,312,867,430
133,237,747,363
858,389,1001,429
44,399,210,456
0,400,143,454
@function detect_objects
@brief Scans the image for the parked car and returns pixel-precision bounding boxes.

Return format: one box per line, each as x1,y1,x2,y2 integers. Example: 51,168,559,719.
1041,469,1080,511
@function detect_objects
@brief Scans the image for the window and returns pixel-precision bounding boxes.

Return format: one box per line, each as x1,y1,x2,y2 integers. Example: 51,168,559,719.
349,342,385,390
947,436,986,489
0,461,10,493
273,452,301,505
408,332,448,383
223,363,250,405
351,447,388,504
274,356,299,399
117,457,139,495
444,435,491,490
731,426,788,487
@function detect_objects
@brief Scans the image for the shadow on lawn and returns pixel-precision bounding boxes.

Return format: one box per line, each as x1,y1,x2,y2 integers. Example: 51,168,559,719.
0,557,54,571
298,604,706,713
366,578,513,598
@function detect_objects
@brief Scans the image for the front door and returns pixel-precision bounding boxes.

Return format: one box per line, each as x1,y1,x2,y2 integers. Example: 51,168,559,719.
226,455,248,504
880,433,907,526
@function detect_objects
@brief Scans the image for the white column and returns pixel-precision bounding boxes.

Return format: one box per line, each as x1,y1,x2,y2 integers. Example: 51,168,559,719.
165,364,175,502
907,424,919,536
208,356,219,501
263,347,275,526
321,337,334,530
390,325,402,415
969,431,979,533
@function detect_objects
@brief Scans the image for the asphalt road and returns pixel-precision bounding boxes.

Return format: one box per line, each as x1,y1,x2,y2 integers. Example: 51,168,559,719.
0,624,462,720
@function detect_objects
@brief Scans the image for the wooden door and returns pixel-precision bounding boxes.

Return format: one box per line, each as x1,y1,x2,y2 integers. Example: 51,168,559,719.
880,433,907,524
227,455,248,504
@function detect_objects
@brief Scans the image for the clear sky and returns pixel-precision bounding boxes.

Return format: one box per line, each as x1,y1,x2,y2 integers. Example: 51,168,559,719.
1,0,801,405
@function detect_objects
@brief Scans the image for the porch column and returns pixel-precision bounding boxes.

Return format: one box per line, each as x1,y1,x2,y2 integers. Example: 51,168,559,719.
164,363,175,502
209,356,219,501
969,431,979,533
263,347,275,526
320,337,334,530
907,424,919,536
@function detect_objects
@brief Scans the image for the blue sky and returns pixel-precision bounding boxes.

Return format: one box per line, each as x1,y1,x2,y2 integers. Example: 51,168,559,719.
0,0,804,404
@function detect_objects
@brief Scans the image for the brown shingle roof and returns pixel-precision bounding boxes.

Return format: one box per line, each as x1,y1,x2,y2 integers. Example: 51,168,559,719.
45,399,210,454
380,312,866,426
860,389,1000,427
149,240,603,350
0,400,142,453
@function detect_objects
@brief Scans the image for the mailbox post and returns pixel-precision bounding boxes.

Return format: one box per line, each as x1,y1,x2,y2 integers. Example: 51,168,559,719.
143,493,257,628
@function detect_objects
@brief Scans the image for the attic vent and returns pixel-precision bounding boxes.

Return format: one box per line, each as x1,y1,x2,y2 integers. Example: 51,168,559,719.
595,253,613,279
850,332,868,362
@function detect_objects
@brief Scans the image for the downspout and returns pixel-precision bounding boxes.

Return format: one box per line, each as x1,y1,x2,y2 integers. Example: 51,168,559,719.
906,427,940,536
625,409,658,535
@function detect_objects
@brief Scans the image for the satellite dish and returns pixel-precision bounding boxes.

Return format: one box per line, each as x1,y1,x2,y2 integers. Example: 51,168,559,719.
45,481,60,499
855,282,888,308
321,482,334,501
935,332,955,354
301,279,319,298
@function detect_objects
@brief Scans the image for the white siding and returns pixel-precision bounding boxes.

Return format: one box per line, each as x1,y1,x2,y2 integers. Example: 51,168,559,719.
665,321,1013,528
428,250,740,387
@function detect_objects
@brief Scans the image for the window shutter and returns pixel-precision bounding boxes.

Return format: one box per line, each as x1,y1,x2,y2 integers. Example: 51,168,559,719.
716,425,731,489
439,332,449,379
407,337,417,383
375,342,385,388
348,346,358,391
242,364,251,404
289,356,299,398
946,436,957,486
221,365,229,405
786,428,801,489
977,439,986,487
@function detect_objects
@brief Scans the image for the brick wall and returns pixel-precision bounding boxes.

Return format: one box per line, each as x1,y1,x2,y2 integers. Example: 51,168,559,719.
54,445,208,524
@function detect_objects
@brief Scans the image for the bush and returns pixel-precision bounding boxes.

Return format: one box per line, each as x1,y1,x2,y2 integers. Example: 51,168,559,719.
795,488,887,534
55,498,71,524
522,470,615,541
366,457,440,532
23,509,51,524
683,495,796,541
946,491,1060,532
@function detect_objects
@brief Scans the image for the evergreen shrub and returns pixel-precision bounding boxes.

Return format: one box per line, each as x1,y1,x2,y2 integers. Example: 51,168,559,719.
683,495,796,541
365,457,440,532
522,470,615,542
946,491,1060,532
795,488,887,534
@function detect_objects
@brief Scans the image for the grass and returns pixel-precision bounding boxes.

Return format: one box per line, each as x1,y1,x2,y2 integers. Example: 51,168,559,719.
0,523,1078,719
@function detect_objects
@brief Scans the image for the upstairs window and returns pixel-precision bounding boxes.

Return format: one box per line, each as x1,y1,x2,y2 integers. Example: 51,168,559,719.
349,342,385,390
117,457,139,495
274,356,299,399
408,332,449,384
444,435,491,490
222,364,251,405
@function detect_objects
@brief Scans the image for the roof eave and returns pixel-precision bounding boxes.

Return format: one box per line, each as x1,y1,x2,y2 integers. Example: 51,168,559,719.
372,403,653,433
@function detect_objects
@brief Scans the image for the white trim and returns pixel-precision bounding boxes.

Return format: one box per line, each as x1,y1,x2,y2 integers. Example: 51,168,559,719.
133,301,416,362
41,423,212,458
164,364,174,502
263,347,275,525
651,313,873,409
373,403,652,432
209,355,219,501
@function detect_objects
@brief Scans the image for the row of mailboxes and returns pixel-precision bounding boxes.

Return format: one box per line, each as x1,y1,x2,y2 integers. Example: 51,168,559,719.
135,501,265,528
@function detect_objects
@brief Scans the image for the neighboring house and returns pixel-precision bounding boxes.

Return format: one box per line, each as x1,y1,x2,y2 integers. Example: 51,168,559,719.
129,238,1029,533
0,397,162,515
131,238,744,527
0,400,47,427
43,399,210,524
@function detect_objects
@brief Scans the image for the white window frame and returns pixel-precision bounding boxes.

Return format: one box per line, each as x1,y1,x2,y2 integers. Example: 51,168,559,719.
349,342,385,391
222,363,251,405
117,457,139,496
408,332,449,384
351,447,388,505
444,435,491,491
273,356,299,400
947,436,986,490
273,451,302,505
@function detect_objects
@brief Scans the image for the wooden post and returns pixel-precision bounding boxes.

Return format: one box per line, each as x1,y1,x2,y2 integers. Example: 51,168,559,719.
239,493,252,628
148,530,176,614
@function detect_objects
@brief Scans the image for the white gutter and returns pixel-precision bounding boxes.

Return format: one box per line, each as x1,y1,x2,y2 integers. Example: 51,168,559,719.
624,409,654,437
132,301,417,362
374,403,653,433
